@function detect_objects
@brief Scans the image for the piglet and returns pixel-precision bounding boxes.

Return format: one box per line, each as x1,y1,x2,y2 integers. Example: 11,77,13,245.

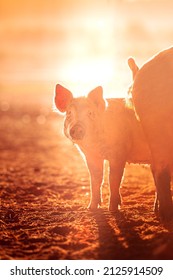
54,84,151,211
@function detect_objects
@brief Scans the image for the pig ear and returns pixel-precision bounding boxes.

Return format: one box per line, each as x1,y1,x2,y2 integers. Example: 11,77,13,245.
88,86,105,111
54,84,73,113
128,57,139,80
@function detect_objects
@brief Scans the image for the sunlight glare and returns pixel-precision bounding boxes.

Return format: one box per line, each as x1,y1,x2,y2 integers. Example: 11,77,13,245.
56,13,130,98
64,59,114,87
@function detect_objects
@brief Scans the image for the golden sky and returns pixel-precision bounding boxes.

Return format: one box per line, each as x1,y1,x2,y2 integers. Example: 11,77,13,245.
0,0,173,96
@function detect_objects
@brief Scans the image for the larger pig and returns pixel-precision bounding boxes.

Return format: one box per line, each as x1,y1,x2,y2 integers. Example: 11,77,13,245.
129,46,173,221
54,84,151,211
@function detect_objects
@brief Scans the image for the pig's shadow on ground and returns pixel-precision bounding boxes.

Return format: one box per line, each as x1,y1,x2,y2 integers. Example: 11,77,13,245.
92,210,173,260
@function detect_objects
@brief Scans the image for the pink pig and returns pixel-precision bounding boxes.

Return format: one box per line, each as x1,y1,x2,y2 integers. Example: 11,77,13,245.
54,84,151,211
129,46,173,221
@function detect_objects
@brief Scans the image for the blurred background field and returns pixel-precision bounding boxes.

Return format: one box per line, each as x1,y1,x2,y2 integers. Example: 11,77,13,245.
1,0,173,260
1,0,173,103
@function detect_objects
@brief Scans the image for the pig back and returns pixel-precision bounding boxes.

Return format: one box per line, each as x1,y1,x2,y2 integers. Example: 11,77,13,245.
132,47,173,167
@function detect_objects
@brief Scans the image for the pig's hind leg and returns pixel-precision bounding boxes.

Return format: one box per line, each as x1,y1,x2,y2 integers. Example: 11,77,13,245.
108,158,126,212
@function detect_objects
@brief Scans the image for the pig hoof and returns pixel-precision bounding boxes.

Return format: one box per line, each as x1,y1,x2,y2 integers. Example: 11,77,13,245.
158,205,173,222
87,202,100,211
88,197,101,211
109,204,120,212
109,195,121,212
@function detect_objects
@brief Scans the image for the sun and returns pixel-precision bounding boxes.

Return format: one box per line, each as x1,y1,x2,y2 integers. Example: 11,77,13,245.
55,13,130,98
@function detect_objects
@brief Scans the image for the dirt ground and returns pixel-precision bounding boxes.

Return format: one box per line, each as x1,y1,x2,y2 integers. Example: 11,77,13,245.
1,85,173,260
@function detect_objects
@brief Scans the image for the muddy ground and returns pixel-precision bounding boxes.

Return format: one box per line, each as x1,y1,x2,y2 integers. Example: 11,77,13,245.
1,85,173,260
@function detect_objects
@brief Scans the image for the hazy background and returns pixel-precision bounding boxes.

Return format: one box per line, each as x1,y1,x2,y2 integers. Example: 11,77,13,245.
1,1,173,261
0,0,173,103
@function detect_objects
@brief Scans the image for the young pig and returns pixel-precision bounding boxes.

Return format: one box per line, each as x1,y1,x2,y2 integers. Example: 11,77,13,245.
54,84,151,211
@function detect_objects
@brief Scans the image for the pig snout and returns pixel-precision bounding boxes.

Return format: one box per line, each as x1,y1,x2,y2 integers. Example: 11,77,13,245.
69,123,86,140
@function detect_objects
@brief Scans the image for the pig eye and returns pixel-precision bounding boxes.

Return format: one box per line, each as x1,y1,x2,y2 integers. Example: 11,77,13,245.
88,110,95,119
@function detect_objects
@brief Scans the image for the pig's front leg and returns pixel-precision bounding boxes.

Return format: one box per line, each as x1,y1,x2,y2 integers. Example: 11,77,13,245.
109,158,126,212
86,155,104,210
